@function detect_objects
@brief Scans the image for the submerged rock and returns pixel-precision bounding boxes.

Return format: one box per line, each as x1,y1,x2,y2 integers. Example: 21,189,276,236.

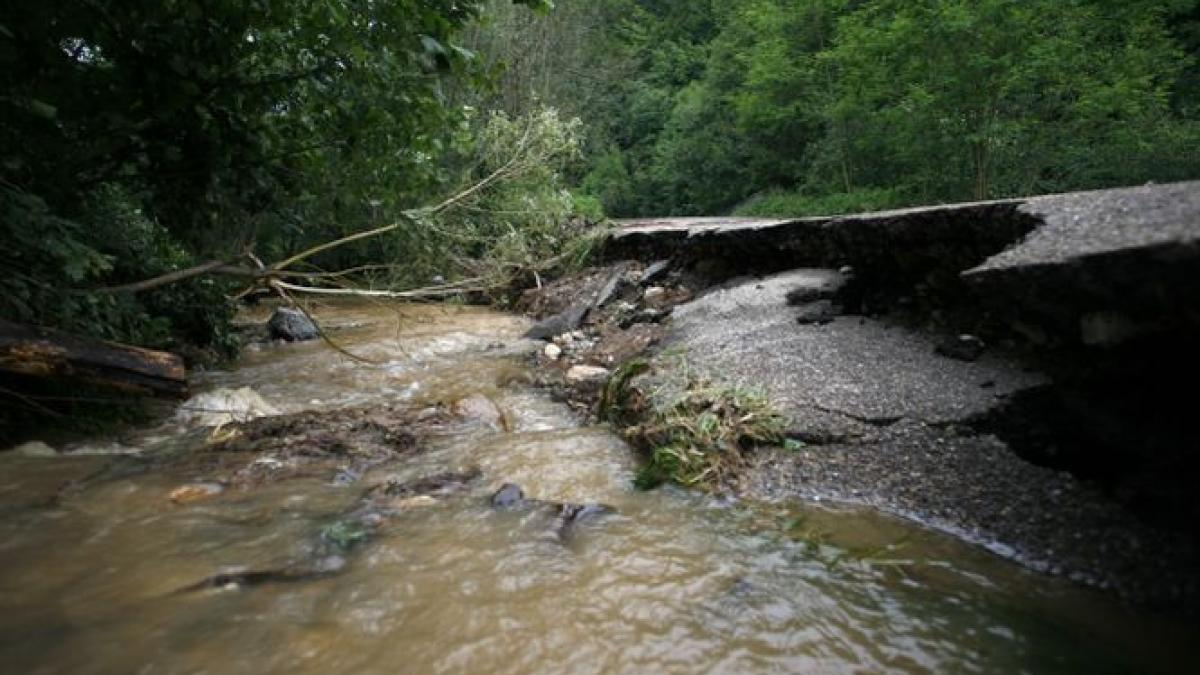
490,482,526,507
488,482,616,540
371,468,482,502
268,307,318,342
176,555,347,593
451,393,506,430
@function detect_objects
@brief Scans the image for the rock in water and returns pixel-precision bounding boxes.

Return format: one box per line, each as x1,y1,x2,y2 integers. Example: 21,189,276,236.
175,386,279,427
490,483,526,507
268,307,318,342
488,483,615,540
451,394,506,429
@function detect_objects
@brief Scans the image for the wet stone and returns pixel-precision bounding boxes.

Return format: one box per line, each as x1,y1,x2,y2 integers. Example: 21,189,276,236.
451,394,506,430
268,307,319,342
640,260,671,285
490,482,525,508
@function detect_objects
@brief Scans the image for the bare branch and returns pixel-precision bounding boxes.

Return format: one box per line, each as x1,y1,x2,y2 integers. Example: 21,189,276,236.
87,260,254,294
271,279,486,299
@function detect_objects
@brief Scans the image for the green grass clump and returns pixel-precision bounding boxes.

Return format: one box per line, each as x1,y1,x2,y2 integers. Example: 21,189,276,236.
618,373,790,490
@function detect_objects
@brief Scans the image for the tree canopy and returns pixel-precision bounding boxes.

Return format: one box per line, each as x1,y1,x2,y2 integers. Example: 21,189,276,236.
470,0,1200,216
1,0,552,352
2,0,1198,357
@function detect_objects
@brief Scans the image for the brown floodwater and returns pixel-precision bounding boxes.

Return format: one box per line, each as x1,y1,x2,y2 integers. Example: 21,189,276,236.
0,301,1195,674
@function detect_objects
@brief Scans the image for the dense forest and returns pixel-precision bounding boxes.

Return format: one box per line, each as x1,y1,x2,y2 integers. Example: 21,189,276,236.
474,0,1200,216
2,0,1199,359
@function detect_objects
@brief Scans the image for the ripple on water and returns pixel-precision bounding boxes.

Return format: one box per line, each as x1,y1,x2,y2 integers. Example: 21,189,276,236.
0,301,1195,674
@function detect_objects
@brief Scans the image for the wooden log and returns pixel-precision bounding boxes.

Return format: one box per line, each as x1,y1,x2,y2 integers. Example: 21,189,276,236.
0,319,187,398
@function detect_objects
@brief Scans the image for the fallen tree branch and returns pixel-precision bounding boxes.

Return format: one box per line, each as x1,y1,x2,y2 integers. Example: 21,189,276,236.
0,318,187,397
88,260,251,294
76,115,560,301
271,279,487,299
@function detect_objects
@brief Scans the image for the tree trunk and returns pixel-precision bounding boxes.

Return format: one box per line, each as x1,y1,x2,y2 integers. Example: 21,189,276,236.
0,319,187,398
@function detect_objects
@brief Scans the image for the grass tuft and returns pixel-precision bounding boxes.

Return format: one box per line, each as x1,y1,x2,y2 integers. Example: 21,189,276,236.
612,368,790,490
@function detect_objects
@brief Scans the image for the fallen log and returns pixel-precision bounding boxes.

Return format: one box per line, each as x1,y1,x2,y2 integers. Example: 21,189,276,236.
0,319,187,398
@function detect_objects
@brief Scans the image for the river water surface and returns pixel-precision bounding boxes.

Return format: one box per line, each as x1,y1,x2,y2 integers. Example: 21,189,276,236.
0,301,1194,674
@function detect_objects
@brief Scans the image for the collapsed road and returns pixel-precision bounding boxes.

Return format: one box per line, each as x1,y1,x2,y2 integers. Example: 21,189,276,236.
526,180,1200,607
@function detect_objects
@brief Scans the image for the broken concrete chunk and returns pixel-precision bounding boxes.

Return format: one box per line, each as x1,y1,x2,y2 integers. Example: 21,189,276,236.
592,265,630,310
640,260,671,285
525,303,590,340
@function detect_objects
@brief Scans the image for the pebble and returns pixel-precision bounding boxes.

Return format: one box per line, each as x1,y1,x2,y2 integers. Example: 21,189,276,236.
544,343,562,360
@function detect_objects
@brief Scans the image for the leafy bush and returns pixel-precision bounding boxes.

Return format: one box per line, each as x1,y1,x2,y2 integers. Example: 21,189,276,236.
0,184,237,358
383,106,601,289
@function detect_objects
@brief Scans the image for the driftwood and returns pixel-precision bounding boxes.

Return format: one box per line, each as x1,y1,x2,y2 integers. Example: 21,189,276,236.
0,318,187,398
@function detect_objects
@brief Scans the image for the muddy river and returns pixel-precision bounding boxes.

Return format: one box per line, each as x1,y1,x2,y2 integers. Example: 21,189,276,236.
0,302,1194,673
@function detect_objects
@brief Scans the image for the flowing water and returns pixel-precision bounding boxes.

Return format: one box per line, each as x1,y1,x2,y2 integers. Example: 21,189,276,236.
0,301,1195,674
